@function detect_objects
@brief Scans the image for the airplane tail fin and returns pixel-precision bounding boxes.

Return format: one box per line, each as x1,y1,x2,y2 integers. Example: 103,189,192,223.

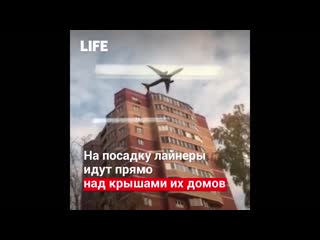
142,83,150,92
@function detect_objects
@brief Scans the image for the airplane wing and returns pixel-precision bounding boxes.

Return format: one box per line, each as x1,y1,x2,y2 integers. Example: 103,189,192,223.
147,65,166,77
165,81,170,93
168,67,183,77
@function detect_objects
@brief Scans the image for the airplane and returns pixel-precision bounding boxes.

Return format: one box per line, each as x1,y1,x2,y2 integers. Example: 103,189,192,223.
142,65,183,93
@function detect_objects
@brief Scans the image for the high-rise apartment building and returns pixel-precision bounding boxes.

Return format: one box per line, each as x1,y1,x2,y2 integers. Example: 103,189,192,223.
81,88,237,210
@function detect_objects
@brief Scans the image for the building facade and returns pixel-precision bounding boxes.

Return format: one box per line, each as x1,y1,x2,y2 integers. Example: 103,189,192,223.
81,88,237,210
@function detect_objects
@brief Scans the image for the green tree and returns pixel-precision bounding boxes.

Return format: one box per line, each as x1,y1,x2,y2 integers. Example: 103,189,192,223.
212,104,250,208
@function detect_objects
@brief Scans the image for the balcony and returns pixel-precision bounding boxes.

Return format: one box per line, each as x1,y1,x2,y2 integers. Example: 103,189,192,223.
165,169,223,206
168,191,223,206
166,169,197,178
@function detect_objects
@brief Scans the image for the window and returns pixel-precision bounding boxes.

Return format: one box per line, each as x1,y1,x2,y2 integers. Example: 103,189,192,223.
199,159,209,166
158,125,168,131
135,126,143,134
189,198,203,207
157,114,165,120
132,96,138,102
144,197,152,206
161,136,169,143
134,115,143,125
117,105,124,113
206,171,212,178
137,138,144,145
194,135,202,143
183,165,189,172
118,139,126,148
170,163,176,170
185,131,192,138
176,164,184,171
165,163,172,170
199,170,207,177
191,168,198,175
176,199,184,208
133,105,140,111
134,115,141,121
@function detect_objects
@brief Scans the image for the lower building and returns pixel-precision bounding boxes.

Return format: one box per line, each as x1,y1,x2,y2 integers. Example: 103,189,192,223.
81,88,237,210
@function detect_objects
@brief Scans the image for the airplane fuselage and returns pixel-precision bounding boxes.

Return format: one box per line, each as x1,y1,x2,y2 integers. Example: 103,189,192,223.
143,65,183,93
147,78,170,87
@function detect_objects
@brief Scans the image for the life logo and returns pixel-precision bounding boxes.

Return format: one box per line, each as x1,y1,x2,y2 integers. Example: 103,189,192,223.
80,40,108,52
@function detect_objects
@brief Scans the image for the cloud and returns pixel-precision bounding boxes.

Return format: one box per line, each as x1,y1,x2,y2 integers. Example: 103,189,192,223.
71,122,100,141
70,30,250,210
95,64,222,79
